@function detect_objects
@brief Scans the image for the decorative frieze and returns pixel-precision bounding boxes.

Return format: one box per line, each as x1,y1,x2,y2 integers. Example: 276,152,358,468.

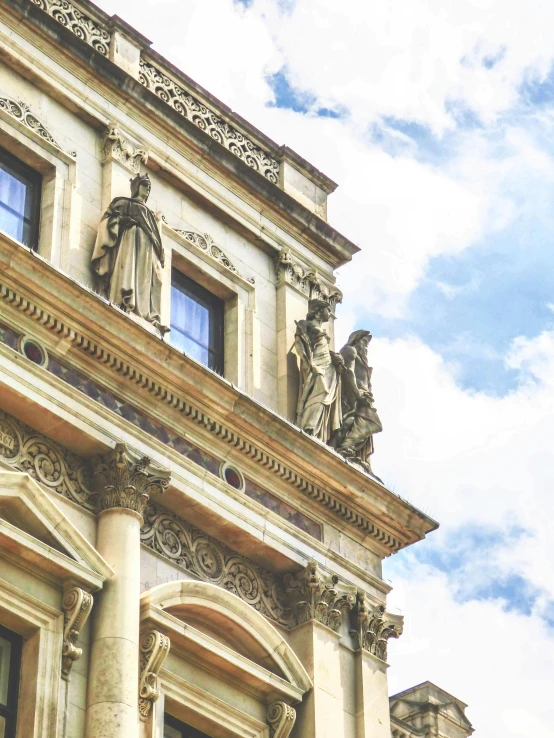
0,408,94,511
139,58,279,183
0,96,74,155
284,560,355,631
267,701,296,738
174,229,250,281
61,587,93,678
102,124,148,173
275,248,342,307
139,630,170,720
141,502,294,628
30,0,110,56
92,443,170,515
349,592,403,661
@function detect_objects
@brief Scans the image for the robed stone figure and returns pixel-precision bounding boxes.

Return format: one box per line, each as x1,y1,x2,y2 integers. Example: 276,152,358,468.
295,299,344,441
91,173,166,332
330,330,383,471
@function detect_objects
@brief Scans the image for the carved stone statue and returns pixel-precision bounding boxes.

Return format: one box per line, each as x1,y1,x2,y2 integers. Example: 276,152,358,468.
295,299,344,441
91,173,167,333
330,330,382,471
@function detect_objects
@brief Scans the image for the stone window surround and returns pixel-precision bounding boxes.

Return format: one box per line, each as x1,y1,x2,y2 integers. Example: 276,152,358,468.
0,100,78,272
165,224,256,394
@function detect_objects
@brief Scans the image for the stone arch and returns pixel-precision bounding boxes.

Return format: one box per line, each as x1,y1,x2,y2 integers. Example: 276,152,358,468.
141,579,312,693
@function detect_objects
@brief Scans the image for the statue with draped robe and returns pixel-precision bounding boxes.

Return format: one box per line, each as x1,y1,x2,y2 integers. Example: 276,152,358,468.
295,299,344,441
91,173,166,333
330,330,383,471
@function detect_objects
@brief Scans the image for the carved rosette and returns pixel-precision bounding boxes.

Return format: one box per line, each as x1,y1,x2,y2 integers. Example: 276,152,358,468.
102,124,148,174
275,248,342,307
92,443,170,516
62,587,93,678
349,591,403,661
267,701,296,738
139,630,170,720
284,561,355,631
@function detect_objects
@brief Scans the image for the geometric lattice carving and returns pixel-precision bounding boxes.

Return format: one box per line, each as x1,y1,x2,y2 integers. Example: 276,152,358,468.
349,591,403,661
267,701,296,738
139,630,170,720
0,408,94,510
92,443,170,516
139,58,279,183
284,560,355,631
103,124,148,174
30,0,110,56
141,502,294,628
62,587,93,678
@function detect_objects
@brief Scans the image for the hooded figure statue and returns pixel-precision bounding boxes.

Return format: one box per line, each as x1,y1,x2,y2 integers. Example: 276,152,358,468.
91,173,166,333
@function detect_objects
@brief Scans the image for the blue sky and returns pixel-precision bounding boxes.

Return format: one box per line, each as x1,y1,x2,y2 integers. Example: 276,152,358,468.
92,1,554,733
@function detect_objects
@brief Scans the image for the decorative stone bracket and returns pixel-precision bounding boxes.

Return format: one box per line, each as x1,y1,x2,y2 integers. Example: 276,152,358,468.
61,587,93,678
267,701,296,738
349,591,403,662
284,560,355,632
275,248,342,308
102,123,148,174
92,443,170,516
139,630,170,720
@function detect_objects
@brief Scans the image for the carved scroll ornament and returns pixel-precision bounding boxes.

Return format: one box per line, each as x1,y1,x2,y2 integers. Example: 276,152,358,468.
284,560,355,631
267,701,296,738
92,443,170,516
30,0,110,56
349,592,403,662
103,124,148,173
0,96,73,155
139,630,170,720
276,248,342,307
175,230,240,277
62,587,93,677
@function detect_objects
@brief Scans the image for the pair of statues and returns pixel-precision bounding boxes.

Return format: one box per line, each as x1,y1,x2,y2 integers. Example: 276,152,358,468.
295,300,382,472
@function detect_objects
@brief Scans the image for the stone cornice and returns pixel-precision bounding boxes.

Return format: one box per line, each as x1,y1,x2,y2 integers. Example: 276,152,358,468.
0,236,438,556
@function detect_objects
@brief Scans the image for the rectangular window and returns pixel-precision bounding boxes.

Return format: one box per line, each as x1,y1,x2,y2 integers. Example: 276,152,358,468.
170,269,224,374
0,147,41,249
0,626,22,738
164,714,212,738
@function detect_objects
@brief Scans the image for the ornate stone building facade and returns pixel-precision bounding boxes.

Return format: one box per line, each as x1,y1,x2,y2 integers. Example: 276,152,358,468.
0,1,473,737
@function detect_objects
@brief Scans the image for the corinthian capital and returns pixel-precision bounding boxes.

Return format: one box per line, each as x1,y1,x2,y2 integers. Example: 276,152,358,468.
92,443,170,516
102,123,148,173
275,248,342,308
349,591,403,661
283,560,355,632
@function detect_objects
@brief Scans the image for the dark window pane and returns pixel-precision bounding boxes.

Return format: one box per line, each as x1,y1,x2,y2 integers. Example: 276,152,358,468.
0,148,41,249
0,626,21,738
170,269,224,374
164,714,212,738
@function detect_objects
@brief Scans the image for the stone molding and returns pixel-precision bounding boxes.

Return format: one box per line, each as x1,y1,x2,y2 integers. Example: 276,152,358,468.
0,95,74,156
284,560,355,631
267,701,296,738
30,0,110,56
139,629,170,720
173,228,254,283
139,58,279,183
102,123,148,173
0,408,95,511
349,592,403,661
0,279,404,554
275,248,342,307
92,443,170,515
141,502,294,628
61,586,93,678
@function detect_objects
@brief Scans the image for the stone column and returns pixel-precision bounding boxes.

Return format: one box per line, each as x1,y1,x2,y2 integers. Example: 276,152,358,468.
349,593,403,738
85,444,170,738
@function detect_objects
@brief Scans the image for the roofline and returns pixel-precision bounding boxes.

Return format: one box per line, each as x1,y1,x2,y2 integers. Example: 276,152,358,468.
390,681,469,710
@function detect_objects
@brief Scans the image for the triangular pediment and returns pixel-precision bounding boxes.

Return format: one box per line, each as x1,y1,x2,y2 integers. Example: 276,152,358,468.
0,471,113,589
439,700,473,729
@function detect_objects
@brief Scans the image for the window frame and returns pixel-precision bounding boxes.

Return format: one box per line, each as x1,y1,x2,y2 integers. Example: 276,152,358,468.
164,712,212,738
170,268,225,375
0,624,22,738
0,145,42,251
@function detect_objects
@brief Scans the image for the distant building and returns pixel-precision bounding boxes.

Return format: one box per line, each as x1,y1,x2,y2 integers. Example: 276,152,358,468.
0,1,473,736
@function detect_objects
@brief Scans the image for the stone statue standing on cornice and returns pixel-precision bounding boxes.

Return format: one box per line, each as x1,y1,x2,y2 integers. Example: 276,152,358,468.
330,330,383,471
91,173,167,333
295,299,344,441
